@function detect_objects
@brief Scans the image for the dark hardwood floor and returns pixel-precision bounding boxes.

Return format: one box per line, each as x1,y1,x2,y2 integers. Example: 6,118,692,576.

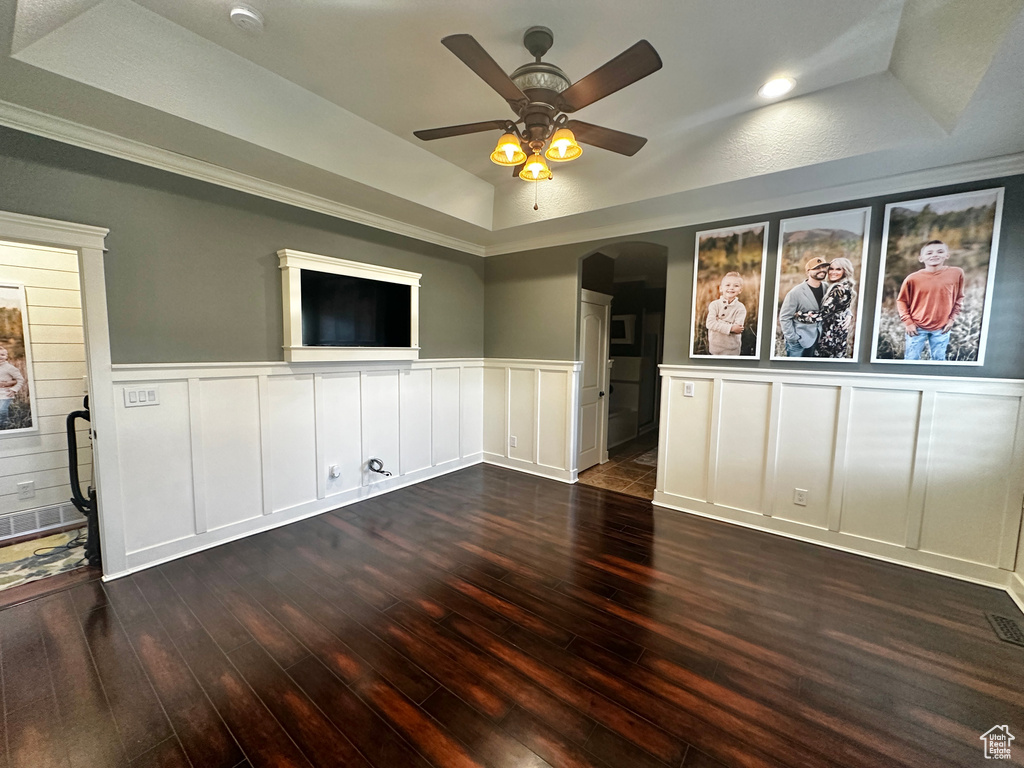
2,464,1022,767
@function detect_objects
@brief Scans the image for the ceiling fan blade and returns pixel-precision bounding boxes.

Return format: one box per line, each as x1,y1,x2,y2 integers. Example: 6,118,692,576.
414,120,509,141
565,120,648,156
442,34,527,108
559,40,662,112
513,162,524,178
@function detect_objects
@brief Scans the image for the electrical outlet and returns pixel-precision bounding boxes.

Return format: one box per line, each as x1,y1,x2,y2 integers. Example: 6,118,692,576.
683,381,695,397
793,488,808,506
17,481,35,500
509,435,518,448
123,386,160,407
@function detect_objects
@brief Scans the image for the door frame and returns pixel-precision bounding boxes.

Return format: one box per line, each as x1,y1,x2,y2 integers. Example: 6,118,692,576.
577,288,612,471
0,210,124,577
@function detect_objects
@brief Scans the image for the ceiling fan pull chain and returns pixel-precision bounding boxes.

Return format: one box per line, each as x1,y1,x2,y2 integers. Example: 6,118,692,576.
534,181,539,211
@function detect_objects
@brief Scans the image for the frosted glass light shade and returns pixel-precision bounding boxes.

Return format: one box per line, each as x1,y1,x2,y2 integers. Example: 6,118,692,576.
519,153,552,181
490,133,527,166
545,128,582,162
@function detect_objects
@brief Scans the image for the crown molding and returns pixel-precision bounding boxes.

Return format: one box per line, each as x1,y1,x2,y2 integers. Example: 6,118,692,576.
3,101,1021,261
480,152,1024,256
0,100,486,257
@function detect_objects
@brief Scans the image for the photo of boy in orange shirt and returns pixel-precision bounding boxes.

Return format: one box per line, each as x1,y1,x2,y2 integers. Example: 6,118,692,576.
896,240,964,361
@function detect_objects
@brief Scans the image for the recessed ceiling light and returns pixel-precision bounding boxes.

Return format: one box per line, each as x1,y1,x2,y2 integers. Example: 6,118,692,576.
758,77,795,99
230,5,264,34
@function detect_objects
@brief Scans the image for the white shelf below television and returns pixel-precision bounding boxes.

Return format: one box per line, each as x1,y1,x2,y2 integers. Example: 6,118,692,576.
279,249,421,363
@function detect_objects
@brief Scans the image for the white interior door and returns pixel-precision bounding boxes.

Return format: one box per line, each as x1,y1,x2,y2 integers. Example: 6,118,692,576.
577,290,611,472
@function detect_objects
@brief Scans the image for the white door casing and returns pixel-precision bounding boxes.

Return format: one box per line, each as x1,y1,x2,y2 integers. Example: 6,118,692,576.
578,289,611,472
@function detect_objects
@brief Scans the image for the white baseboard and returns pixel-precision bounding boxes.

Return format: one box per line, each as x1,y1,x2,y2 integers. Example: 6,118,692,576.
1009,573,1024,616
653,490,1014,593
106,453,483,579
482,453,576,484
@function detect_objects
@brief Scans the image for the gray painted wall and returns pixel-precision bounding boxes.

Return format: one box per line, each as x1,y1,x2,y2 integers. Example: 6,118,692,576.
484,249,580,360
0,128,484,363
485,176,1024,379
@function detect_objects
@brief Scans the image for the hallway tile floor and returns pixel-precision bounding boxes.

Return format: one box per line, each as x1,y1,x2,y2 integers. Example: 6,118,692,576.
577,431,659,500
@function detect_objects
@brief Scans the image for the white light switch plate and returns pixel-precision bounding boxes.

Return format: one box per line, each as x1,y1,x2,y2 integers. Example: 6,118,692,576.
123,386,160,407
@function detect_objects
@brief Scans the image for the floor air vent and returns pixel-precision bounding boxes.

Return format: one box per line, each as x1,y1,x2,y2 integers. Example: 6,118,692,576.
0,502,85,542
986,613,1024,648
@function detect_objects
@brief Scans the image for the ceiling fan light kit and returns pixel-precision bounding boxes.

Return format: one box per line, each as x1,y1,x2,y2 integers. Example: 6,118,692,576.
490,132,528,166
519,153,553,182
545,127,582,162
415,26,662,184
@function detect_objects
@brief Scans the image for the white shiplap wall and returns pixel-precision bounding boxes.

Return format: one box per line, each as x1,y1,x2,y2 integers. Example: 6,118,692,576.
108,359,483,576
656,365,1024,590
0,241,89,517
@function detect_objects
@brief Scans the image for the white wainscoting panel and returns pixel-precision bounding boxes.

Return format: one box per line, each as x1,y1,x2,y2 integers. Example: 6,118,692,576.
115,379,194,553
656,366,1024,593
840,388,920,546
267,375,318,512
432,366,461,467
659,377,713,500
109,359,484,576
538,370,569,471
482,366,506,457
482,360,581,483
460,366,483,458
399,368,433,476
361,370,400,485
919,392,1021,567
715,380,771,515
197,377,262,531
320,372,362,496
772,385,840,529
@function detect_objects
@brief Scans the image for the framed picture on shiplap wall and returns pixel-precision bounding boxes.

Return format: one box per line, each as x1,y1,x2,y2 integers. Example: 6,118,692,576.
871,188,1004,365
0,282,39,435
690,222,769,359
770,208,871,362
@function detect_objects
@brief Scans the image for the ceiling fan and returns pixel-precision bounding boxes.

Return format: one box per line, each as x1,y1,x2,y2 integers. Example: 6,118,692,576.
414,27,662,180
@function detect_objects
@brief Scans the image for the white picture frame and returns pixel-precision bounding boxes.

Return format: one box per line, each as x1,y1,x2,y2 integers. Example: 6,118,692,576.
0,282,39,435
770,207,871,362
690,222,769,359
870,188,1004,365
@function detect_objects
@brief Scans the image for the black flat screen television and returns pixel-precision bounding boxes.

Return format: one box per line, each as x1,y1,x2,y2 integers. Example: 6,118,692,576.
301,270,411,347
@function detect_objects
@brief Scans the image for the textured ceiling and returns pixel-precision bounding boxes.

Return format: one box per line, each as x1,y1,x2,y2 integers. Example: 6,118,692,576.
1,0,1022,254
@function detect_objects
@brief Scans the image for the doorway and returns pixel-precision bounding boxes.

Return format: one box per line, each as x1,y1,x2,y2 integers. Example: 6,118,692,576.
577,244,667,498
0,212,112,602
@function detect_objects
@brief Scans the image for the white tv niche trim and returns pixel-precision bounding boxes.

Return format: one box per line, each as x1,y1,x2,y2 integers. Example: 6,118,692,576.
278,249,421,362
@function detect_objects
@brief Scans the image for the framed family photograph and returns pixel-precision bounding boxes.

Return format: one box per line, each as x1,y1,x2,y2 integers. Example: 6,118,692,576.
871,188,1004,365
690,222,769,358
0,282,38,435
770,208,871,361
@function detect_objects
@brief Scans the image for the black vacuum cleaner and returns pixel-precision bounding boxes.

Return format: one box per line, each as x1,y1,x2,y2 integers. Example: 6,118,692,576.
67,395,101,568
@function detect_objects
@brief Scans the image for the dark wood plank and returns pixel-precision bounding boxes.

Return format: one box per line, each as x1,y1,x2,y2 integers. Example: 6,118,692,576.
5,690,69,768
421,687,553,768
1,464,1019,768
120,616,244,768
128,738,191,768
76,604,173,759
34,593,129,768
227,640,371,768
0,601,52,714
172,625,313,768
286,655,434,768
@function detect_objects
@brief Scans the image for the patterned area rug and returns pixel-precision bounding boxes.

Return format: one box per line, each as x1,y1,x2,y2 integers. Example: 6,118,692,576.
0,529,87,591
634,449,658,467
